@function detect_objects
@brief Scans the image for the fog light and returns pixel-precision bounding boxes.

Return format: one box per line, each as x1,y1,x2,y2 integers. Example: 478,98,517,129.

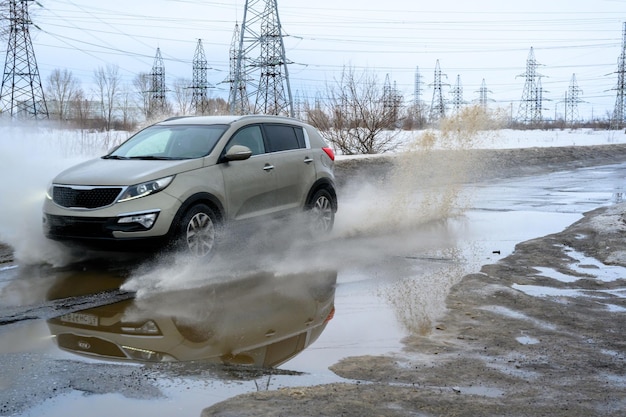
121,345,172,362
118,212,158,229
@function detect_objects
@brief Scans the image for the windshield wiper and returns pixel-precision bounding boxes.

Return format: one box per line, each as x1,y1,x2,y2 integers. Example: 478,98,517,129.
102,155,129,160
127,155,172,160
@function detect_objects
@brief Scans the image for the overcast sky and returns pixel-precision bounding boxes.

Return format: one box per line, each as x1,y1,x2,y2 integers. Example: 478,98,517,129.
8,0,626,120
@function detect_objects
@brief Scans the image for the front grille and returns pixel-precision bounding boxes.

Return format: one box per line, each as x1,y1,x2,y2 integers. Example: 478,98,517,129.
53,185,123,209
56,333,126,358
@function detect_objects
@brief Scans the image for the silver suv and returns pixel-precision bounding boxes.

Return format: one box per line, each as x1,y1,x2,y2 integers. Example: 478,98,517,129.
43,115,337,257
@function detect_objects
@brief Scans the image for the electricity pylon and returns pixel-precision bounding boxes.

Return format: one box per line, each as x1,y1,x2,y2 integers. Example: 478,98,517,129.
413,66,424,124
429,59,448,122
475,79,493,110
612,22,626,129
383,74,402,125
231,0,293,116
564,73,583,125
0,0,48,119
449,74,464,114
191,39,212,115
517,47,544,124
227,23,249,114
148,47,167,117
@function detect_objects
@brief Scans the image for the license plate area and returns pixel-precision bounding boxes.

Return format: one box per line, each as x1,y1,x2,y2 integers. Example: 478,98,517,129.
59,312,99,327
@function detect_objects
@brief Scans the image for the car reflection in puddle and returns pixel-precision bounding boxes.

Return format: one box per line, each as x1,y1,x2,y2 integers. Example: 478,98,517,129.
46,270,336,368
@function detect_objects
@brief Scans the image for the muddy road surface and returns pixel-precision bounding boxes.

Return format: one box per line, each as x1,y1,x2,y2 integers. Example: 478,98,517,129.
2,143,626,416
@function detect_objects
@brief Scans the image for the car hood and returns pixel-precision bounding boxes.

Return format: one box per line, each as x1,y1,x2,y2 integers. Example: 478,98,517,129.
53,157,206,186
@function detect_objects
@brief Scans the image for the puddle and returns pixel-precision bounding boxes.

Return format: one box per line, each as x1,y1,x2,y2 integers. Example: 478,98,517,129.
452,386,505,397
532,245,626,283
516,335,540,345
533,266,580,283
480,305,557,330
512,284,590,299
512,284,626,304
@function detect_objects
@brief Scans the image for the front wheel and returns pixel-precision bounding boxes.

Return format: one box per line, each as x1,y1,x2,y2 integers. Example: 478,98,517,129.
175,204,219,258
307,189,335,235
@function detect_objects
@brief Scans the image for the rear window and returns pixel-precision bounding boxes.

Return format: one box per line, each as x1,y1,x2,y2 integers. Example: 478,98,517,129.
264,124,305,152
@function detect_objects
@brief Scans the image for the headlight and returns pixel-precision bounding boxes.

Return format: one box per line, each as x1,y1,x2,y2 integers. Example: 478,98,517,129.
117,176,174,203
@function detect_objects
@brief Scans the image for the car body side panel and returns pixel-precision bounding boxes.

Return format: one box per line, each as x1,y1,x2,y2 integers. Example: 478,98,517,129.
221,156,280,220
271,149,318,211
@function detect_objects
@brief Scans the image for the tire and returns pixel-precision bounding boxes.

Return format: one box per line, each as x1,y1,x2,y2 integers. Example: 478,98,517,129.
176,204,219,258
307,189,335,235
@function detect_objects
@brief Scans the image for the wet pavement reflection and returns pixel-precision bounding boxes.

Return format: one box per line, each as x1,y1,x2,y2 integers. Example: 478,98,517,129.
46,269,336,367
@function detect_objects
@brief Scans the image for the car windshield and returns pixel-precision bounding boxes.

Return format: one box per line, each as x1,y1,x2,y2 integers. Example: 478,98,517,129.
106,124,228,160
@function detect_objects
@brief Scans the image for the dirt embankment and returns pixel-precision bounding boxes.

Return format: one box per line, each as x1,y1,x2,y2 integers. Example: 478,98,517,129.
334,143,626,186
0,244,12,267
202,144,626,417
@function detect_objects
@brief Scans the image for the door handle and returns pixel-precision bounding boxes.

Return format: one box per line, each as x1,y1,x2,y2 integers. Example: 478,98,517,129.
303,157,314,164
263,164,275,171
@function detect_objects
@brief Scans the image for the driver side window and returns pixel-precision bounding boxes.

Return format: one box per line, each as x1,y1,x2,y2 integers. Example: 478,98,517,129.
226,125,266,156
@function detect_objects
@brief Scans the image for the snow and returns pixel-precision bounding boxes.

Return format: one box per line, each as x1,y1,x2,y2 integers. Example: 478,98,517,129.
336,128,626,160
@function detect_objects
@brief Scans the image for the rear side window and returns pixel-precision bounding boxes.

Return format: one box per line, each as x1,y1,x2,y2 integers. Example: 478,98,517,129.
264,124,305,152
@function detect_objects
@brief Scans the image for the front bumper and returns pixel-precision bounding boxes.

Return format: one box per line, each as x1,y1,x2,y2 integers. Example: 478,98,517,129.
43,213,171,251
42,191,182,251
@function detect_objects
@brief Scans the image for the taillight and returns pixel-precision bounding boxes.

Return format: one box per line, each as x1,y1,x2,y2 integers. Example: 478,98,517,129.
322,147,335,161
324,306,335,323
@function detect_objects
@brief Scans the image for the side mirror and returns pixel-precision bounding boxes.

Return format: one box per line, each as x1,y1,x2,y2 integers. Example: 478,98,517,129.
224,145,253,161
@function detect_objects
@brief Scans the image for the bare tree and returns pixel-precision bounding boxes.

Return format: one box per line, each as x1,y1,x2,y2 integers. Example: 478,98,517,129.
68,88,92,128
307,66,400,155
118,84,138,131
93,64,121,131
172,77,193,116
205,96,229,115
133,72,151,121
45,68,80,122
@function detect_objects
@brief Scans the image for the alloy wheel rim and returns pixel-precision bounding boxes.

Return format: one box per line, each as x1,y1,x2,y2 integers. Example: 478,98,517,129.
312,196,333,231
186,213,215,257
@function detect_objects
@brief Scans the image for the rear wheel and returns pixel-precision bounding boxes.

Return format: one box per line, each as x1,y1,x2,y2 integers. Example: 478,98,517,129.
307,189,335,235
176,204,218,258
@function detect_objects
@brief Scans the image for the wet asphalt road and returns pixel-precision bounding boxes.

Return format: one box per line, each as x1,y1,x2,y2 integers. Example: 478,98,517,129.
1,154,626,416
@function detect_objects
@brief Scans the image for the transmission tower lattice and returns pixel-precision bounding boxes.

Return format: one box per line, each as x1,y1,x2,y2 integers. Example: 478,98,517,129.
231,0,294,116
0,0,48,119
450,74,464,114
413,66,424,123
429,60,448,122
612,22,626,128
517,47,544,123
148,47,167,117
564,73,583,125
191,39,212,115
476,79,493,110
383,74,402,124
226,23,249,115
